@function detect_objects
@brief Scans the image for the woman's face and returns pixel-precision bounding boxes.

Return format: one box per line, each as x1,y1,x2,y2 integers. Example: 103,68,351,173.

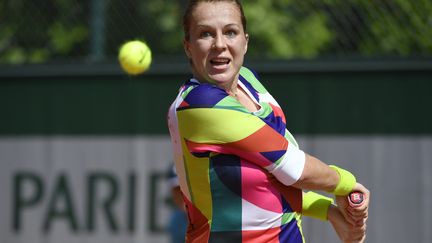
184,1,249,87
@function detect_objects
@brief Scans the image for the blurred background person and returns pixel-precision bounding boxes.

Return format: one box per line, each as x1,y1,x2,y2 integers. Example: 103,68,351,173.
166,163,188,243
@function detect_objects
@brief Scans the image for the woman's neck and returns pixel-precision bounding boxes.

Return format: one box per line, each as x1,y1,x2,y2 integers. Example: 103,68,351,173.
223,79,239,98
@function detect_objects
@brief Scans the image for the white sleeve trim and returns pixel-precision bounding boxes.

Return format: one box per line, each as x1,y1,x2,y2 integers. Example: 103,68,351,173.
268,144,305,186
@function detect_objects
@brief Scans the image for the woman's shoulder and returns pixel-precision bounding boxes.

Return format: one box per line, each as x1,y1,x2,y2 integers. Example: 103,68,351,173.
240,66,261,80
182,81,229,108
239,66,268,94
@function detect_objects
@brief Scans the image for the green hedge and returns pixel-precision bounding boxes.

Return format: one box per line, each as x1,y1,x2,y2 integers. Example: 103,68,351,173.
1,62,431,135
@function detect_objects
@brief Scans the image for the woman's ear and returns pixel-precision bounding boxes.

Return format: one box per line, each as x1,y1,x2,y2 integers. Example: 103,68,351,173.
244,33,249,54
183,39,192,58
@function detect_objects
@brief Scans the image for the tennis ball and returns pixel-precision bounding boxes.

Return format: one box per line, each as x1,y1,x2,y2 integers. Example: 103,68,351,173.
118,40,152,75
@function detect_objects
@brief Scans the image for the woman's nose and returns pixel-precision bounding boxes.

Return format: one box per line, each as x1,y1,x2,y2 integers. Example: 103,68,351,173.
213,33,227,50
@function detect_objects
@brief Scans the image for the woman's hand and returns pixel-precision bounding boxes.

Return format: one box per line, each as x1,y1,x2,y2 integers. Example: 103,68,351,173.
328,204,367,243
336,182,370,226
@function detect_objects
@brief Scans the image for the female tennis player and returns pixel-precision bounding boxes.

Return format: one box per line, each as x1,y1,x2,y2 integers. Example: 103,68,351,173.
167,1,370,242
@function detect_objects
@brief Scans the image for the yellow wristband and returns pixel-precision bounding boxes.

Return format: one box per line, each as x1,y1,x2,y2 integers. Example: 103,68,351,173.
328,165,356,196
302,191,334,221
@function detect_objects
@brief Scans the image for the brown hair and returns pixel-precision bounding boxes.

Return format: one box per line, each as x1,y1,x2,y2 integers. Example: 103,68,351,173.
183,0,247,40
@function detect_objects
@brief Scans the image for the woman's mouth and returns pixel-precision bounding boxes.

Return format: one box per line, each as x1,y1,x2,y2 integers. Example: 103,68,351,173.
210,58,230,66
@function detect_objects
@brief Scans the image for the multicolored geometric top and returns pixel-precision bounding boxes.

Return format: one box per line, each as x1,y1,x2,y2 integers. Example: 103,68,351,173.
167,67,306,243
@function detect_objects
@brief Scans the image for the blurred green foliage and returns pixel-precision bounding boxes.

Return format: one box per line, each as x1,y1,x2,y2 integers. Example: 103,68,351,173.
244,1,333,58
0,0,431,64
357,0,432,56
0,0,89,64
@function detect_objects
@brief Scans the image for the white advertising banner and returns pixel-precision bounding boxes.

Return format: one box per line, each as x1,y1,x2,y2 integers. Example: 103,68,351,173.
1,135,431,243
0,136,174,243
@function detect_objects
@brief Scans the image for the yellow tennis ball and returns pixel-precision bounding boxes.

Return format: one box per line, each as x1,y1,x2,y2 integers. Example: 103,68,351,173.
118,40,152,75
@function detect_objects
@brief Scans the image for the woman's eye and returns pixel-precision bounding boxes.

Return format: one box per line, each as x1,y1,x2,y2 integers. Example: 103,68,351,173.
225,30,237,38
200,31,212,38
